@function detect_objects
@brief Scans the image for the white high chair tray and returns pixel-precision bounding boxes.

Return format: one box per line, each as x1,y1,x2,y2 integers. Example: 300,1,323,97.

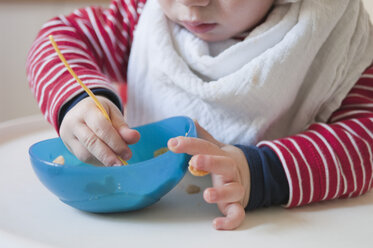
0,115,372,248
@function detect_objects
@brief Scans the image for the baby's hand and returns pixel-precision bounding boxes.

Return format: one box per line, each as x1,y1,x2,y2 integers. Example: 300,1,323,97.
168,122,250,230
60,96,140,166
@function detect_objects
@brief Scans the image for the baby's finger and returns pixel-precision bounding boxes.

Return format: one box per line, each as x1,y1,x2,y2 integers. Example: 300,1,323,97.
203,183,245,204
118,127,141,145
66,138,102,166
74,124,123,166
213,203,245,230
189,154,238,181
168,136,225,156
85,112,132,161
194,121,223,147
109,105,140,145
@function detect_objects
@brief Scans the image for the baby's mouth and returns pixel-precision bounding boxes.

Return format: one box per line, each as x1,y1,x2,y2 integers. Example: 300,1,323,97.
181,21,217,34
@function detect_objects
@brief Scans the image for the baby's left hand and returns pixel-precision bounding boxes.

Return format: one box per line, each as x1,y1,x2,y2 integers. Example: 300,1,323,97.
167,122,251,230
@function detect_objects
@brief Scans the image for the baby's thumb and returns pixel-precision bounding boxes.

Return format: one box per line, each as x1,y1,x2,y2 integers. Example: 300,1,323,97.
194,120,223,147
110,109,140,145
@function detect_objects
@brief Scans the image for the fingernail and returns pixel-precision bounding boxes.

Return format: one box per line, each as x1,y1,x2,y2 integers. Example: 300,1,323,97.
208,190,217,201
213,219,223,230
169,138,179,147
113,164,122,167
123,153,131,161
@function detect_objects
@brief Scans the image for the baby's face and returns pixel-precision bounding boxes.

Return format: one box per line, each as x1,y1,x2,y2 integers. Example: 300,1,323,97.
158,0,275,42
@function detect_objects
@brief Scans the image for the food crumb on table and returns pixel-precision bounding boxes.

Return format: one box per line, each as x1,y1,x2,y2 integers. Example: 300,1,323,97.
186,184,200,194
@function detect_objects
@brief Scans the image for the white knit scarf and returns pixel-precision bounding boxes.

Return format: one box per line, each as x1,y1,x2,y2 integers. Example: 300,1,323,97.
126,0,373,145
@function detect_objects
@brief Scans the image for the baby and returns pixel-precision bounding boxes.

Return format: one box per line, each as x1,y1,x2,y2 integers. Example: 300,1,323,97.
27,0,373,230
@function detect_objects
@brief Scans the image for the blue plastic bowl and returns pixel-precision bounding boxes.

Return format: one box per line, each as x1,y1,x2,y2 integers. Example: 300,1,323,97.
29,116,196,213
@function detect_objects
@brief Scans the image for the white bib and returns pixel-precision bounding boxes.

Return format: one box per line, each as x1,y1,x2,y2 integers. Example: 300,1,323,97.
126,0,373,145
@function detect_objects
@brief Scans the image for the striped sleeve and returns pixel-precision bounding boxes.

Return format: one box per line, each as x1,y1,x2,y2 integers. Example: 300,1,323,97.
258,65,373,208
26,0,146,131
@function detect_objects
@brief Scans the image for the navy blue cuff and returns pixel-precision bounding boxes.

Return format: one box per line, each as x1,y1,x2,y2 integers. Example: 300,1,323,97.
58,88,123,129
234,145,289,210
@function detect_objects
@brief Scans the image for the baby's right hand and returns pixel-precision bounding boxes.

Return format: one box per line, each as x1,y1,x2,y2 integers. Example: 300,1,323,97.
59,96,140,166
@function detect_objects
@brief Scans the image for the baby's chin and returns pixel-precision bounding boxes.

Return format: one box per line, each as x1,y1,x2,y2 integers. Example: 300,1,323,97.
194,32,235,42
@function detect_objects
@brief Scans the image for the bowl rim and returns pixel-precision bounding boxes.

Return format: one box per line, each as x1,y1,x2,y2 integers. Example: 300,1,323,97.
28,116,196,170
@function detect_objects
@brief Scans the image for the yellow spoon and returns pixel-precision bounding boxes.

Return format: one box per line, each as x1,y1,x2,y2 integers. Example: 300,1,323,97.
49,35,128,165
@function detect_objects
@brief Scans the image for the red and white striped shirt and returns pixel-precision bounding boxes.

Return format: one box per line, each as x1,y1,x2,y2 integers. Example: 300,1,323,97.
260,66,373,207
26,0,373,208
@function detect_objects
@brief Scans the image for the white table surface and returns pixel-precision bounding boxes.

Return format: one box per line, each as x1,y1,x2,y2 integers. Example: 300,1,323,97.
1,115,373,248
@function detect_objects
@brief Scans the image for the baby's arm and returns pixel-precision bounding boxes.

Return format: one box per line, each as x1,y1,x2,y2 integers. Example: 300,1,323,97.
26,0,146,131
260,65,373,208
169,65,372,230
27,0,146,165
